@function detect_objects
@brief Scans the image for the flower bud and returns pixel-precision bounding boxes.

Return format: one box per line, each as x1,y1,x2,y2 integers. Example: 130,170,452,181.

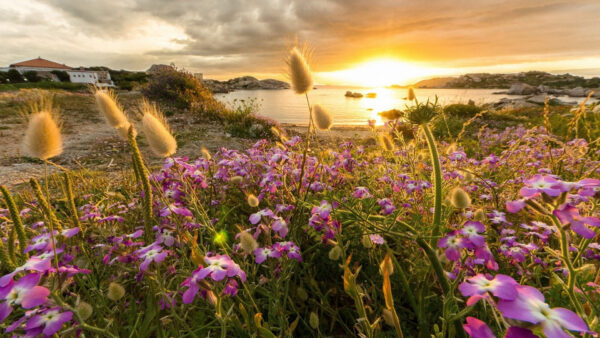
450,187,471,209
107,282,126,301
382,309,395,326
361,235,373,248
201,147,211,161
247,194,259,208
309,312,319,329
378,134,395,152
296,287,308,301
239,231,258,254
379,257,394,276
328,246,342,261
230,176,243,184
76,301,93,320
474,209,486,221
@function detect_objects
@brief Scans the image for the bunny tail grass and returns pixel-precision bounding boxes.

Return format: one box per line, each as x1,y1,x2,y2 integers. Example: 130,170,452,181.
1,185,28,257
62,172,83,234
127,126,154,241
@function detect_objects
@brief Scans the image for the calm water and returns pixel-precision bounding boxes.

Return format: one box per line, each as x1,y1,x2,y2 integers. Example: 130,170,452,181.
215,86,590,126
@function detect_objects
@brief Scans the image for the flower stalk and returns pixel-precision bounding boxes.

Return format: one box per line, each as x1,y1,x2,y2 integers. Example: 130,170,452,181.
1,185,28,257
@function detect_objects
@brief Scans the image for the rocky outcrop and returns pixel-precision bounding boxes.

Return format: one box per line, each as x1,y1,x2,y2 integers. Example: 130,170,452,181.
203,76,290,93
507,83,538,95
345,91,363,98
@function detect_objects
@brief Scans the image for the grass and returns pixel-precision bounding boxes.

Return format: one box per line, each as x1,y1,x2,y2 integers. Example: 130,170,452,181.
0,83,599,337
0,82,86,92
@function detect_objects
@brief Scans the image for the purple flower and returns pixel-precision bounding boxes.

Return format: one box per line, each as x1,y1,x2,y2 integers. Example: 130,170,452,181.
135,244,168,271
377,198,396,215
506,199,527,213
458,274,518,306
271,217,289,238
275,241,302,261
497,285,589,337
352,187,372,199
504,327,537,338
159,203,193,217
438,231,464,261
519,175,563,198
223,279,239,297
253,246,282,264
463,317,494,338
25,307,72,336
196,254,246,282
459,221,486,248
0,273,50,322
0,258,52,287
369,234,385,245
249,208,275,225
553,204,600,239
312,201,332,219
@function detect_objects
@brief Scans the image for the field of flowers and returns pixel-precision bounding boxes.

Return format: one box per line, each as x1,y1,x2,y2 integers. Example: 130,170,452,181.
1,48,600,338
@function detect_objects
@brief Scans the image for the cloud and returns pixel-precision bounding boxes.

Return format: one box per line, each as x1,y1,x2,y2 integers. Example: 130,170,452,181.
1,0,599,79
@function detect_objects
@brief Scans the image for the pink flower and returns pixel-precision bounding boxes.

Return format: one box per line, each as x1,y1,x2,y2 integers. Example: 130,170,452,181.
497,285,588,337
25,307,72,336
459,221,486,248
0,273,50,322
135,243,168,271
459,274,518,306
438,231,464,261
553,204,600,239
253,246,282,264
519,175,564,198
463,317,494,338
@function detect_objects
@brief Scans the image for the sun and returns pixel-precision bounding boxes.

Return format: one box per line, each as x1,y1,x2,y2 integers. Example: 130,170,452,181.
319,58,439,87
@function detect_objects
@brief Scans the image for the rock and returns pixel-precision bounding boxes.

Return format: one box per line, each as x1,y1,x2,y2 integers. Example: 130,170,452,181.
507,83,538,95
537,85,550,93
345,91,363,98
565,87,589,97
203,76,290,93
526,95,574,106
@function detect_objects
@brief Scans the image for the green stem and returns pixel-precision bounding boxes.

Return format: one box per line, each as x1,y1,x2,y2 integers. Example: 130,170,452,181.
62,172,83,234
1,185,28,258
0,231,15,270
127,127,154,242
551,215,586,318
421,124,443,246
296,93,314,194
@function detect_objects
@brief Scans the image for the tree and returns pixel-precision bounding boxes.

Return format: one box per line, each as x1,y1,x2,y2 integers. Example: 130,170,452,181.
7,69,24,83
24,71,41,82
50,70,70,82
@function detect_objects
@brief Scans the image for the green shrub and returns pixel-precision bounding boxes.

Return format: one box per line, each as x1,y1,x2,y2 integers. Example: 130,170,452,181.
141,67,224,114
50,70,70,82
7,69,24,83
23,71,41,83
443,103,481,117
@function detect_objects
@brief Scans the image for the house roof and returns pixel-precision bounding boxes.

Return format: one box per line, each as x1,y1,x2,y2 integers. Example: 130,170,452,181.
9,57,72,70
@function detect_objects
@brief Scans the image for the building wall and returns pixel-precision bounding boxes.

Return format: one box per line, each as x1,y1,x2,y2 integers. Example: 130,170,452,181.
67,71,98,84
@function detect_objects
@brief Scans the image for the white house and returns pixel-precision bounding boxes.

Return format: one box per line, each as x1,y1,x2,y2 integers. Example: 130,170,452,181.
2,57,114,87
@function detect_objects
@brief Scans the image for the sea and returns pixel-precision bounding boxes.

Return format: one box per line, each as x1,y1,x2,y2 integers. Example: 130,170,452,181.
215,86,595,126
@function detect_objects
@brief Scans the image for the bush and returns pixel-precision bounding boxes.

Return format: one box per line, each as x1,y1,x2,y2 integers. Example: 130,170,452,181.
51,70,70,82
443,103,482,117
7,69,24,83
23,71,41,83
221,98,278,139
0,72,8,83
141,68,223,113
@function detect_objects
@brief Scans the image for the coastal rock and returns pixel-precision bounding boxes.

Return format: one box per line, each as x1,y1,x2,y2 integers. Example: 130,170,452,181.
345,91,363,98
203,76,290,93
565,87,589,97
507,83,538,95
526,95,574,106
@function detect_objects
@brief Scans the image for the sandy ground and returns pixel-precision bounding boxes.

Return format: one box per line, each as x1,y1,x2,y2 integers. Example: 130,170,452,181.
0,90,374,189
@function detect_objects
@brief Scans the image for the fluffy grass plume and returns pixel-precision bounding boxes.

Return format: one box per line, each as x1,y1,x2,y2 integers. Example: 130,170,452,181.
313,104,333,130
94,88,134,139
287,47,313,95
140,100,177,157
22,99,63,160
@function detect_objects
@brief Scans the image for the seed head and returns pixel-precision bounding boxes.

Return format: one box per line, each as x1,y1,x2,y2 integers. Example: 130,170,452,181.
450,187,471,209
328,245,342,261
408,87,415,101
230,176,243,184
140,100,177,157
23,108,63,160
309,312,319,329
312,104,333,130
247,194,259,208
76,301,93,320
94,89,129,128
239,231,258,254
107,282,125,301
287,47,313,95
378,134,395,152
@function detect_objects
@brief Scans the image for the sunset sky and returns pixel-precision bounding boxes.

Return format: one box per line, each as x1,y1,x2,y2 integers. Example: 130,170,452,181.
1,0,599,86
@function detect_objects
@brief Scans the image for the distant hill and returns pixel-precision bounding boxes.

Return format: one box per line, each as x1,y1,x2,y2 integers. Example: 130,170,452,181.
405,71,600,89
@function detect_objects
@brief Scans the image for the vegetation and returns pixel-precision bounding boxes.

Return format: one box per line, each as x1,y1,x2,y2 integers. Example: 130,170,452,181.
0,50,600,338
50,70,70,82
0,82,86,92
